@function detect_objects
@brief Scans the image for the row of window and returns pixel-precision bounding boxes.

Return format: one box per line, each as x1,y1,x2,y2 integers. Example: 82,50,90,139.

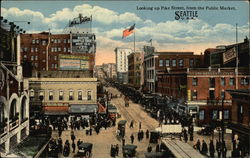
159,59,184,67
30,90,92,101
192,77,249,86
146,70,154,79
27,55,58,61
159,59,197,67
30,63,57,69
145,58,154,68
31,39,70,45
191,90,225,100
51,39,70,44
199,109,230,120
51,47,71,53
22,47,71,53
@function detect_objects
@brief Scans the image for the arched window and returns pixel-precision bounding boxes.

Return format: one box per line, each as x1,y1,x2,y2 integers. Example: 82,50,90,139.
21,97,27,120
10,99,17,121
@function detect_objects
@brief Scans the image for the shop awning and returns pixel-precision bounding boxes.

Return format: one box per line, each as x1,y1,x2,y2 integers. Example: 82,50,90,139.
69,104,98,114
44,111,69,115
98,102,107,113
108,104,117,113
43,106,69,115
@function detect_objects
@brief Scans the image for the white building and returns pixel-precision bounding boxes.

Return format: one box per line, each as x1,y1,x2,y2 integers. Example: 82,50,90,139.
114,48,133,84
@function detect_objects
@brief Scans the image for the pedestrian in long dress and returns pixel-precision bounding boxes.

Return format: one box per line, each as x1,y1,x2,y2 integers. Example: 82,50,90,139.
216,140,222,158
72,141,76,153
201,140,208,155
71,131,76,143
147,145,152,152
183,129,188,142
130,120,134,128
115,144,119,156
146,129,149,139
196,139,201,152
209,140,215,158
77,139,81,149
130,134,134,144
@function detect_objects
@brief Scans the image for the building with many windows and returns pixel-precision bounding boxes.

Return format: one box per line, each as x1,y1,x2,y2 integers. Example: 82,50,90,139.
102,63,117,79
114,48,133,84
188,68,249,125
28,77,97,120
128,52,142,89
20,32,95,77
145,51,203,93
227,89,250,157
0,21,30,154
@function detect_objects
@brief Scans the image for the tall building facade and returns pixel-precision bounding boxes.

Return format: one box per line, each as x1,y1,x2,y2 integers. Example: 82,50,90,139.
156,38,249,126
102,63,117,79
128,52,141,89
114,48,132,84
227,89,250,157
20,32,96,77
145,51,202,93
0,20,30,154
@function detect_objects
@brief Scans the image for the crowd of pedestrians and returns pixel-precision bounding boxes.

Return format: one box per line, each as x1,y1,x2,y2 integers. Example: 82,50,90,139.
193,139,228,158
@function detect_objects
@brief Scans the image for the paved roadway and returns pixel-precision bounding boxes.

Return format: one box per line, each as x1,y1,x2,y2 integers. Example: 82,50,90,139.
52,86,232,158
52,86,159,158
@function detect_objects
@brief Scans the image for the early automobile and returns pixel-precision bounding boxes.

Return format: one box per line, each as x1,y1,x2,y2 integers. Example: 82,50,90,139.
75,142,93,158
145,151,173,158
149,131,160,143
122,144,137,157
117,120,127,138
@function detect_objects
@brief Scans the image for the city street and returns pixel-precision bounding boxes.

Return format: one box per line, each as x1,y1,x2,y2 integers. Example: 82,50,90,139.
51,86,159,158
50,85,234,158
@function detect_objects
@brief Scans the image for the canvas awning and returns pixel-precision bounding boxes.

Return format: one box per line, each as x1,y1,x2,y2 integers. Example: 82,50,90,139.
69,104,98,114
43,106,69,115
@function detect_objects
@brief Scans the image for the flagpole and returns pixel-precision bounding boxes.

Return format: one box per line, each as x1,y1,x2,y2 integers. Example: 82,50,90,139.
151,39,152,47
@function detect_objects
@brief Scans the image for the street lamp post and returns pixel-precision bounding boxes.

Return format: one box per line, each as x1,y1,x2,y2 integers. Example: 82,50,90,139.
221,98,226,158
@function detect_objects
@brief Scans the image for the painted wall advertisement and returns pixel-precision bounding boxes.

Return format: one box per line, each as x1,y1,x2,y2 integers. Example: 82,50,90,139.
59,54,89,70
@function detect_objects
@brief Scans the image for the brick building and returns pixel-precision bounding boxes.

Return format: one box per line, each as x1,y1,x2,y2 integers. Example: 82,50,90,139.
145,51,203,93
157,68,249,125
188,68,249,125
128,52,142,89
20,32,95,77
227,89,250,157
156,38,250,126
206,37,249,68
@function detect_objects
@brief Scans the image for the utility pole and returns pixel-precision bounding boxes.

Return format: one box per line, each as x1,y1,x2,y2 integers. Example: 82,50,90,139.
46,28,51,71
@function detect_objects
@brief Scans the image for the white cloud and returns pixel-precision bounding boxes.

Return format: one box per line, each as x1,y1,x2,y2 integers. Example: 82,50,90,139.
2,4,249,65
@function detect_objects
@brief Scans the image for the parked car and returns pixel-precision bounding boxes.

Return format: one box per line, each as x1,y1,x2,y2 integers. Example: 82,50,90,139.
122,144,137,157
75,142,93,158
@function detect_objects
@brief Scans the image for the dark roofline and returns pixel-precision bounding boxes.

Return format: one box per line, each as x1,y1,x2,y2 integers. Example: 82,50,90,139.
226,89,250,96
155,52,194,55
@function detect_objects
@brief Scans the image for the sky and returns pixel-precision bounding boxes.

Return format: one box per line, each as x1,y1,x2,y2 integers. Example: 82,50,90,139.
1,1,249,65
